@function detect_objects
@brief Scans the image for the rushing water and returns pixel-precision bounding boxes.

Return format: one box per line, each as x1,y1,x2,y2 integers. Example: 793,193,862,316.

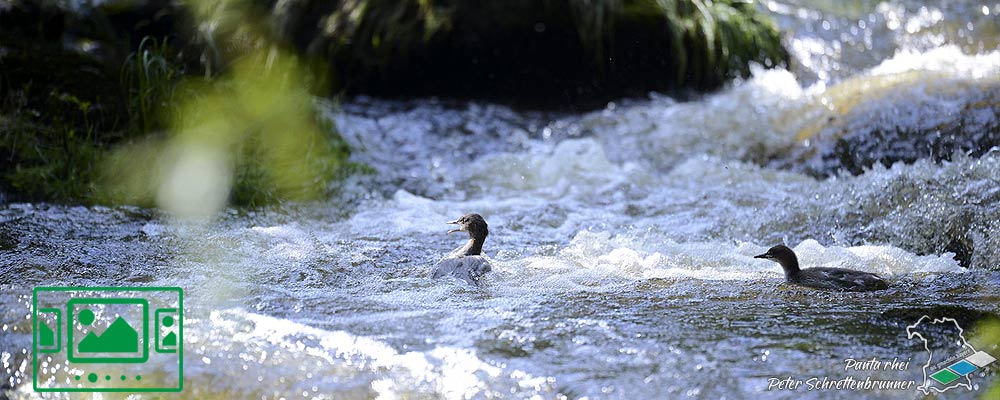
3,1,1000,399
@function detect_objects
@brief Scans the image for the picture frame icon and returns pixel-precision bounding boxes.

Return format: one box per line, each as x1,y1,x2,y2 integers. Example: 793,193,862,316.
67,298,149,364
32,287,183,393
154,308,180,353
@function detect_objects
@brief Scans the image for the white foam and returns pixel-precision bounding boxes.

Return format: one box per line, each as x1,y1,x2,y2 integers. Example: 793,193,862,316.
870,46,1000,79
511,232,965,286
179,309,550,399
465,138,646,199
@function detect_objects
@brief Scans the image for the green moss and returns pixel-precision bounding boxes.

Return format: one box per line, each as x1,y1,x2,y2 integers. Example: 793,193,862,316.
120,36,186,136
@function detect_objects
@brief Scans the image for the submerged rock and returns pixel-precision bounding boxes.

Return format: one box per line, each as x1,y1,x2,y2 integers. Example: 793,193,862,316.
783,75,1000,177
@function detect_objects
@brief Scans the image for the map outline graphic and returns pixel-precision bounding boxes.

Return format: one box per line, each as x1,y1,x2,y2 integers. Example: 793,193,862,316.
906,315,976,395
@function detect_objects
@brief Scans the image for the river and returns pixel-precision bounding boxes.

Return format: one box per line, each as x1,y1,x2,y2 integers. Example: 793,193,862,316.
2,1,999,399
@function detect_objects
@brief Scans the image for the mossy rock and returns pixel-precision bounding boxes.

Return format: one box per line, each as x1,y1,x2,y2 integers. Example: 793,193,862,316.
266,0,789,107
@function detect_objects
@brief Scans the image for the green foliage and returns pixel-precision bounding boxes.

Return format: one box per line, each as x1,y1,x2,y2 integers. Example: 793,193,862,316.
101,48,354,213
0,32,124,202
0,90,104,202
121,36,186,136
325,0,453,58
1,30,354,209
612,0,788,87
971,318,1000,399
652,0,787,85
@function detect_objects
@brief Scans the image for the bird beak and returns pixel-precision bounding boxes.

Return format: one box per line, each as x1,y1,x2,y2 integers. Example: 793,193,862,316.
753,253,769,259
446,220,463,234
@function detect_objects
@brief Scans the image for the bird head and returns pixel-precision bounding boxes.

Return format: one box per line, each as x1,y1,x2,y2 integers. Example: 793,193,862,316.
754,244,799,272
446,213,489,240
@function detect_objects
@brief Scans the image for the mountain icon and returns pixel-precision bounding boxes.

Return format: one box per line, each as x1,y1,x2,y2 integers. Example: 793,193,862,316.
78,316,139,353
38,322,56,347
162,331,177,346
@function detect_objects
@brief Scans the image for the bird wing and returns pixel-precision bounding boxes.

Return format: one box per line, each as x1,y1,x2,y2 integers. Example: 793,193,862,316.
802,267,888,291
432,256,492,285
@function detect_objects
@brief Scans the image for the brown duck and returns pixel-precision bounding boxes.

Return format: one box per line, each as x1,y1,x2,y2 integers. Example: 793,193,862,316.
755,244,889,292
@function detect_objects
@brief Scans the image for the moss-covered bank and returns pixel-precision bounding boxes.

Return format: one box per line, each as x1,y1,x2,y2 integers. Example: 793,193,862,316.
265,0,789,106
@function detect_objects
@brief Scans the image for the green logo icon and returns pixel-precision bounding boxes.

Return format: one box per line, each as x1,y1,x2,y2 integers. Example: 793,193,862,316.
33,287,183,392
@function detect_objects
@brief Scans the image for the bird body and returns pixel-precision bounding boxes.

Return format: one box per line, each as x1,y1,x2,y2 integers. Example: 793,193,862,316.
432,213,491,285
432,255,491,284
785,266,889,291
754,245,889,292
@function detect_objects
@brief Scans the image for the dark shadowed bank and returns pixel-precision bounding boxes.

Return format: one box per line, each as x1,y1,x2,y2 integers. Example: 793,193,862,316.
266,0,789,105
0,0,788,206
